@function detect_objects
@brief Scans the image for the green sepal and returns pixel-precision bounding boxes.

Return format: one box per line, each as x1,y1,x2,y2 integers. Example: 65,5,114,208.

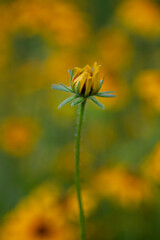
71,97,84,106
68,69,74,83
89,96,105,109
71,71,74,81
52,84,72,93
96,92,116,97
68,69,72,76
97,75,105,92
59,83,74,93
58,96,77,109
75,81,80,95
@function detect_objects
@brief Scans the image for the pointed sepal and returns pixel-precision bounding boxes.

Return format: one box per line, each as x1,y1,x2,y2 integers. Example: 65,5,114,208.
68,69,72,76
71,97,84,106
68,69,74,83
89,96,105,109
59,83,74,93
52,84,72,93
58,96,77,109
96,91,116,97
75,81,80,95
97,75,105,92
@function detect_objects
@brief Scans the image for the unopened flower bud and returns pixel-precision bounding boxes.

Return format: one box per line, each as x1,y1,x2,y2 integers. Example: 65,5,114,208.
72,62,101,97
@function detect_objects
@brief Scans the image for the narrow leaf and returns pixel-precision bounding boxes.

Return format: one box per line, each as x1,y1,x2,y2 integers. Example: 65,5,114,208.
58,96,76,109
89,96,105,109
59,83,74,93
51,84,71,93
71,97,84,106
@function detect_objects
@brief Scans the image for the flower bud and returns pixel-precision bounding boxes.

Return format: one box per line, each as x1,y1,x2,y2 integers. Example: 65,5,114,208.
71,62,101,96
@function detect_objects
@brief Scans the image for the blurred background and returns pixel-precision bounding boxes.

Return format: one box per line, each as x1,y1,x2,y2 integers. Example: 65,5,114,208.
0,0,160,239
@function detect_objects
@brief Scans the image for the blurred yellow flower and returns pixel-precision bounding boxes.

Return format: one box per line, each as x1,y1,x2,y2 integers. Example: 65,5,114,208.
0,184,75,240
143,142,160,183
92,166,152,207
116,0,160,37
0,0,89,46
98,28,133,71
0,117,40,157
72,62,101,96
135,70,160,111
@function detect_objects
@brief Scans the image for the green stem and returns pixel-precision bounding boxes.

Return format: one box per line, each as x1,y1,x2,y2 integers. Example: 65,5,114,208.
75,100,86,240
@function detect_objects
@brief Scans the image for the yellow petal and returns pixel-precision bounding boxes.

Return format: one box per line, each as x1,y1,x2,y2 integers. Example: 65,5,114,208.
72,67,82,82
92,71,100,94
84,77,92,96
93,62,101,73
83,65,92,74
78,72,89,94
73,71,88,93
93,62,98,71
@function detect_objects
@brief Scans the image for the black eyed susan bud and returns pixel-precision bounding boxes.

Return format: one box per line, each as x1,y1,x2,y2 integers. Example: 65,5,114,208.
52,62,115,109
71,62,101,97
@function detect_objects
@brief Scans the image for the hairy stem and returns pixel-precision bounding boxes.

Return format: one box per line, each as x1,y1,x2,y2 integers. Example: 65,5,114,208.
75,100,86,240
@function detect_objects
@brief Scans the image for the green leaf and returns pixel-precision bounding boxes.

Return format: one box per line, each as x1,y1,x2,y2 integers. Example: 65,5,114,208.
71,97,84,106
89,96,105,109
58,96,76,109
51,84,71,93
59,83,74,93
96,92,116,97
